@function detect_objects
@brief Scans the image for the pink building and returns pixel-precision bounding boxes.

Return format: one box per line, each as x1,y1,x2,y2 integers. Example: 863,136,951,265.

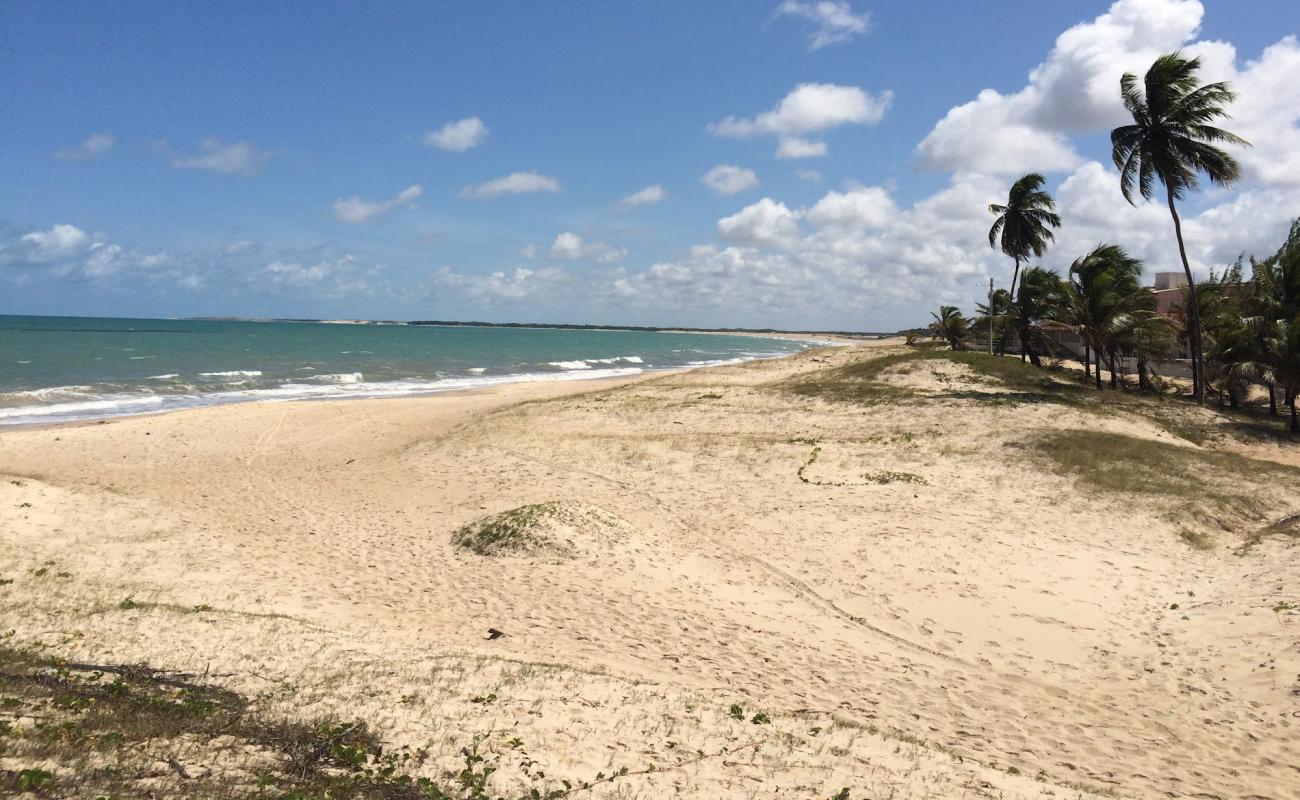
1152,271,1188,317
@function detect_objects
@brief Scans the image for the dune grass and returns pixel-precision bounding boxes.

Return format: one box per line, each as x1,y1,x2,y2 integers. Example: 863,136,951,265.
452,502,566,557
1031,430,1299,539
783,348,1090,407
0,644,493,799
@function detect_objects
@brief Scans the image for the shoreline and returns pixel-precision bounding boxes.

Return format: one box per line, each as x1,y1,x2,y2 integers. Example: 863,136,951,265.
0,339,847,432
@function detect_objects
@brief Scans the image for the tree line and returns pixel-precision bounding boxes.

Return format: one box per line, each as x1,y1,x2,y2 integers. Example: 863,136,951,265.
929,52,1300,431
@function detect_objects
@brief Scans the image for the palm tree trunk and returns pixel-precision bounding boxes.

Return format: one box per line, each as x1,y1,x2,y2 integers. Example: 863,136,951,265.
1268,382,1277,416
1291,395,1298,433
1084,343,1091,378
1109,350,1118,389
1138,358,1150,391
1166,186,1204,404
1094,341,1103,390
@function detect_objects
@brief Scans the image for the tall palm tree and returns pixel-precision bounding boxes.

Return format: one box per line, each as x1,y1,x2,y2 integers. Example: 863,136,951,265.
930,305,968,351
988,173,1062,304
1111,52,1250,403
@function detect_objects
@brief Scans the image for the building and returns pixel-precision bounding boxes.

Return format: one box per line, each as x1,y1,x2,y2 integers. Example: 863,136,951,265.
1152,271,1189,317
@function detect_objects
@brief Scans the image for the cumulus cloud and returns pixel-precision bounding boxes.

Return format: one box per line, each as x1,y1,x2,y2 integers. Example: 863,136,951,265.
702,165,759,196
424,117,488,151
717,199,803,248
805,186,897,230
548,232,627,263
332,184,424,224
775,1,870,50
709,83,892,157
915,0,1300,185
795,169,822,182
3,224,182,285
172,138,273,176
53,132,116,162
20,224,90,257
620,184,667,207
460,171,561,199
776,137,828,159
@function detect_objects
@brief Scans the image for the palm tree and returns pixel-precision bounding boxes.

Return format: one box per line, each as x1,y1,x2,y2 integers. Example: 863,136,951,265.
1066,244,1144,390
988,173,1062,306
1110,295,1177,392
1264,318,1300,432
1007,267,1068,367
1111,52,1250,403
930,305,968,351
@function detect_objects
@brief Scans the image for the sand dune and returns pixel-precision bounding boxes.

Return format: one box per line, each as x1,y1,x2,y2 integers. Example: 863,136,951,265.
2,341,1297,799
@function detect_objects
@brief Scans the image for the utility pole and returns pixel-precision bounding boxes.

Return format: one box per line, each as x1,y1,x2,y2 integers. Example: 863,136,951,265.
988,278,994,355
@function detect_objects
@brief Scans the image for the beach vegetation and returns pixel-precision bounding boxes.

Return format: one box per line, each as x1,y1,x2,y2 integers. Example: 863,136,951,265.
452,503,569,557
1031,430,1298,535
929,306,968,350
0,644,599,799
987,173,1062,352
1111,52,1249,402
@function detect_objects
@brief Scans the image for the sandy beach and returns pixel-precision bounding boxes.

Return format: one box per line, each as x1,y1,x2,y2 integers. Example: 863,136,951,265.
3,340,1298,799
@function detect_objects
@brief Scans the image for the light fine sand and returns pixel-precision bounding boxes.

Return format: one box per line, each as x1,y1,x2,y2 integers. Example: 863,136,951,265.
2,341,1297,798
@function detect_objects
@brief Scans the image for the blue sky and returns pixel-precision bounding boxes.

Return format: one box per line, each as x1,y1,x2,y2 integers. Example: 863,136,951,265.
2,0,1298,329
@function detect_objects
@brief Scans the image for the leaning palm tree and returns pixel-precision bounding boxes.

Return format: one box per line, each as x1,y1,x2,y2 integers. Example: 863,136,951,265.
930,305,968,351
1007,266,1068,367
1066,244,1144,390
1111,52,1250,403
988,173,1062,304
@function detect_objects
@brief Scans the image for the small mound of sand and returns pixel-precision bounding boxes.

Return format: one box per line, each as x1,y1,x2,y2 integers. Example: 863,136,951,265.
451,501,634,558
877,360,987,393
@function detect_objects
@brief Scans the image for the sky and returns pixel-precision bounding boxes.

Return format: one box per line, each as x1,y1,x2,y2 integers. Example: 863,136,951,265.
2,0,1298,330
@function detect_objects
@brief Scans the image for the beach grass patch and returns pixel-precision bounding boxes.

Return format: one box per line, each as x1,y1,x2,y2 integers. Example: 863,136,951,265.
0,644,575,800
781,349,1090,407
452,501,633,558
1031,430,1299,537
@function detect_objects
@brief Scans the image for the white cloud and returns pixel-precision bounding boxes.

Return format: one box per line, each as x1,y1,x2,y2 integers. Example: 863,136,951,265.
621,184,667,207
795,169,822,182
548,232,626,263
775,1,870,50
460,171,561,199
54,132,116,162
332,184,424,224
1187,35,1300,187
172,139,273,176
433,266,574,303
702,165,759,196
20,224,90,257
805,186,897,230
549,232,585,260
424,117,488,152
915,0,1300,187
709,83,892,157
253,255,382,296
5,224,181,284
776,137,828,159
717,198,803,248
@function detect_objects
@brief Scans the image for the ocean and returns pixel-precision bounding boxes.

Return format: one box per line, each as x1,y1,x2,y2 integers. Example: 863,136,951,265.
0,315,820,426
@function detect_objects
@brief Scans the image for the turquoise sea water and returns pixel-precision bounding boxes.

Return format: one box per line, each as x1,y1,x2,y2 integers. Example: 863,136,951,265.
0,316,819,426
